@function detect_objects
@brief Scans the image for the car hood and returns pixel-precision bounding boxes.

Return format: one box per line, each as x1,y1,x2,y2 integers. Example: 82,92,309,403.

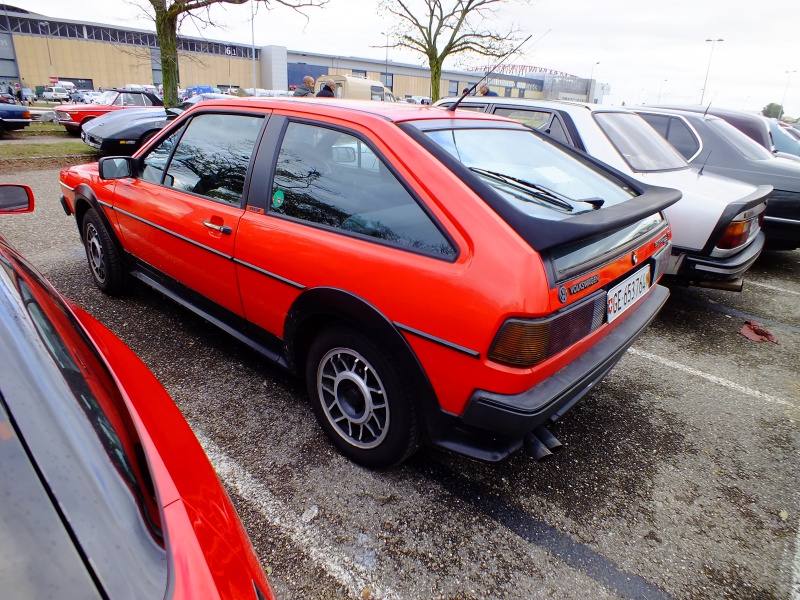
632,168,767,251
82,107,168,136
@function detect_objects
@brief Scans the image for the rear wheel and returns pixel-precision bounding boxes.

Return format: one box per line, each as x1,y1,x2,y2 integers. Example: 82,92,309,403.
82,208,126,295
306,325,421,468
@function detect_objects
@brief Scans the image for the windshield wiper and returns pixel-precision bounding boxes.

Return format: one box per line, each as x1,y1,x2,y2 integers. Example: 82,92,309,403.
469,168,575,212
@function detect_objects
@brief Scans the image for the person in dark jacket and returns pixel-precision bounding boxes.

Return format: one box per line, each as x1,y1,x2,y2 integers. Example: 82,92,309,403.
293,75,315,97
479,85,498,97
316,79,336,98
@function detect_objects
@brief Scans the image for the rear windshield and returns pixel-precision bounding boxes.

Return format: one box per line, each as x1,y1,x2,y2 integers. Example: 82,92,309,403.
424,127,635,220
594,112,688,172
707,118,774,160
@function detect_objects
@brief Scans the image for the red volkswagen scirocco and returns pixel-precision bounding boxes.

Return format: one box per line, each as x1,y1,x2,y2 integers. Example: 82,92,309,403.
59,98,679,467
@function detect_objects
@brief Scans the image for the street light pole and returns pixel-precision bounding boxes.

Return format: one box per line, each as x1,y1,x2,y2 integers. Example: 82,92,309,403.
588,61,599,103
700,38,723,104
657,79,667,103
778,70,796,121
381,31,389,88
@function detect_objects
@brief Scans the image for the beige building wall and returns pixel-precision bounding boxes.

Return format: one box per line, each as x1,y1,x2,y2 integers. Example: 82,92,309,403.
11,35,257,91
13,35,152,89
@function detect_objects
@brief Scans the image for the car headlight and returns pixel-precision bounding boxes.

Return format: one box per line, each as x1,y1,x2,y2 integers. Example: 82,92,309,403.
56,112,73,122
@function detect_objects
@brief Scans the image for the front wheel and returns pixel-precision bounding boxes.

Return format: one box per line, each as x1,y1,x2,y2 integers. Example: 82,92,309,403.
306,326,421,468
82,208,126,295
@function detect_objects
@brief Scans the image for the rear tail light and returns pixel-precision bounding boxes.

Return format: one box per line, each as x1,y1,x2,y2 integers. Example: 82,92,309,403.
489,293,606,367
716,204,765,250
22,110,30,119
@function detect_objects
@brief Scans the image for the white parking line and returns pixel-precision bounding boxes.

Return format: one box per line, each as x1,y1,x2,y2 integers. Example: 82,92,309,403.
197,435,402,600
627,348,798,411
746,280,800,297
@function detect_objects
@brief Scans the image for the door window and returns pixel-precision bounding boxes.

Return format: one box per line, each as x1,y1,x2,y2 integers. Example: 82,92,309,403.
270,122,455,258
159,113,264,205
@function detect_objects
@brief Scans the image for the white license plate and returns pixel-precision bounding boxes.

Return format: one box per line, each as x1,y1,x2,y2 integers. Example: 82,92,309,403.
607,266,651,323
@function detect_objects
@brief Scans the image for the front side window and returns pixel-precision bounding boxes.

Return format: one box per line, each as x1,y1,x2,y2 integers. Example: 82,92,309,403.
594,112,688,172
424,126,635,220
162,113,263,205
270,122,454,257
141,126,185,184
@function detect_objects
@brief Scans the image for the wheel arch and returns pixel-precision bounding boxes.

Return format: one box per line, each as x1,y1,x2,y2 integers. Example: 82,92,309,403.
72,184,125,260
284,287,440,439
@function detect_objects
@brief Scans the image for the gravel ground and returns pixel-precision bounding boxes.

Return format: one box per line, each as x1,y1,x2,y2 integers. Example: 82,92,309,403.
2,167,798,600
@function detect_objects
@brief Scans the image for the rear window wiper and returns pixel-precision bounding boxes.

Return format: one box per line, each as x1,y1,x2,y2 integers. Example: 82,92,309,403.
469,167,576,212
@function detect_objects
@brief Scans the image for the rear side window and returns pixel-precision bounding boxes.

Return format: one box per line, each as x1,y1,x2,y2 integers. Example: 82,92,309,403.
270,122,455,258
594,112,688,172
639,114,700,160
494,107,551,130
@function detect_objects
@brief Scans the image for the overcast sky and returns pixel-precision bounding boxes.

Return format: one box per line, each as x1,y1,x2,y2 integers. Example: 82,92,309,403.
20,0,800,116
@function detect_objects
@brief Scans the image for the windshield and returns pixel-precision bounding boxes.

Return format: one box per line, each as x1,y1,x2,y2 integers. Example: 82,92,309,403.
96,90,119,106
708,118,774,160
424,127,636,220
594,112,688,172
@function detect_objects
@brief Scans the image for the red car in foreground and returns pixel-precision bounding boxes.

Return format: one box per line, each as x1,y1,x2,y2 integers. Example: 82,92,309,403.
0,184,273,599
54,88,163,136
60,98,678,467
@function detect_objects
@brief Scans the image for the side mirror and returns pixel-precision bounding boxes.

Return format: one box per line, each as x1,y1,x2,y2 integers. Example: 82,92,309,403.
331,146,356,163
98,156,136,180
0,184,34,213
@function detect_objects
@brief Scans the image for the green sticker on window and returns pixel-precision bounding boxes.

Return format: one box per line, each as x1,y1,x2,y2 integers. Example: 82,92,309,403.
272,189,285,208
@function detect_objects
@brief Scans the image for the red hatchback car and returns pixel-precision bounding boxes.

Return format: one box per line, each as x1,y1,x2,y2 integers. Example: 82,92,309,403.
60,98,679,467
54,88,163,136
0,184,273,599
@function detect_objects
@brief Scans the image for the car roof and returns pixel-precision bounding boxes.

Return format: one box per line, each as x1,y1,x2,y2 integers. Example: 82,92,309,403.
437,96,637,115
196,96,523,125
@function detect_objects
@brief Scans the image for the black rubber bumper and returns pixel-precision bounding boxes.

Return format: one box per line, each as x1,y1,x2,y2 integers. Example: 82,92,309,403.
459,284,669,438
681,231,765,281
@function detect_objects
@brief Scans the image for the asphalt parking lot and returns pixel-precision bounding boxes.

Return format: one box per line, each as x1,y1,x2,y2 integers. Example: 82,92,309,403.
2,167,798,600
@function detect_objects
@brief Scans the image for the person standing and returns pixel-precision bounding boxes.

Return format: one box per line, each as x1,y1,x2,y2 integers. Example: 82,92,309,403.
479,85,498,97
15,87,23,105
293,75,315,97
316,79,336,98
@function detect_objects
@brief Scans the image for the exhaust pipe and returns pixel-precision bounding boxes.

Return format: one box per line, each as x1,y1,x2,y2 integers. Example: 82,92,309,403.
523,433,553,461
695,278,744,292
534,425,563,453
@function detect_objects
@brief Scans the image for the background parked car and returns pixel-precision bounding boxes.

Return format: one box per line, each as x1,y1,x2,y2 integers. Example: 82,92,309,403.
54,88,164,136
20,87,36,103
634,107,800,250
650,105,800,161
42,85,70,102
436,97,770,291
0,183,275,599
0,103,31,134
81,92,232,155
61,98,679,467
0,93,16,104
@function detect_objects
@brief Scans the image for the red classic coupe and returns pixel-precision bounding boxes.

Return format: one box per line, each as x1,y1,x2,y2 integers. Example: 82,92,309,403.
54,88,163,136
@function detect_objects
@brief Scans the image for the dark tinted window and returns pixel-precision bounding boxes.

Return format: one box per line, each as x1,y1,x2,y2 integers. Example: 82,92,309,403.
665,118,700,158
163,113,263,205
270,122,455,257
640,113,670,137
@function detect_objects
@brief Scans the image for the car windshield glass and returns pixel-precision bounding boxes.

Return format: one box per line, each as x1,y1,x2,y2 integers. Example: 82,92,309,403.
594,112,688,172
96,91,119,106
707,118,774,160
424,127,635,220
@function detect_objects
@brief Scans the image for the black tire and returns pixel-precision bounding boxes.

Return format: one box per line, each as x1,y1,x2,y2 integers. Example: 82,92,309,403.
306,325,421,468
82,208,127,295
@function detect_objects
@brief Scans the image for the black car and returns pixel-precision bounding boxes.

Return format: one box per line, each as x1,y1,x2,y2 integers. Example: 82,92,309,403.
81,93,232,155
649,105,800,161
635,107,800,250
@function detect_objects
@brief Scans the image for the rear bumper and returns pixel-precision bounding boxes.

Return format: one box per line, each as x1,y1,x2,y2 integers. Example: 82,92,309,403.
678,231,765,282
430,284,669,462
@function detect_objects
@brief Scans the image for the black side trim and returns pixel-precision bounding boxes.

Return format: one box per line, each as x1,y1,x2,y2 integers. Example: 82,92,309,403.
394,322,480,358
398,122,681,253
113,206,232,260
128,257,289,369
234,258,305,289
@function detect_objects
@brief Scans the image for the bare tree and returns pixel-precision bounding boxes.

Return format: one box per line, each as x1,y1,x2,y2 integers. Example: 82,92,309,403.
146,0,326,107
381,0,527,102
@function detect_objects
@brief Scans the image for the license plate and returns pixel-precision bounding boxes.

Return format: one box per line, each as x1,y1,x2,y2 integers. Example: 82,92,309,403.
607,266,651,323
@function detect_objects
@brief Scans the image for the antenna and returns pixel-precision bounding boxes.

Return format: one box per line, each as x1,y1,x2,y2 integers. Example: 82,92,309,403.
447,31,547,112
702,93,717,118
698,150,712,176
